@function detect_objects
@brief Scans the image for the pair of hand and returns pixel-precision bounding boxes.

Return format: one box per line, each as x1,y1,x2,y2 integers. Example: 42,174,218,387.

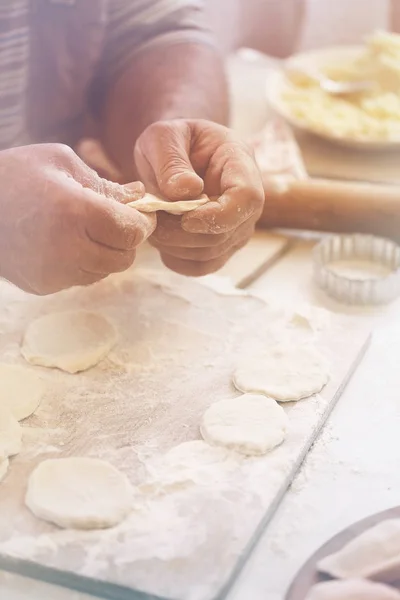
0,120,264,295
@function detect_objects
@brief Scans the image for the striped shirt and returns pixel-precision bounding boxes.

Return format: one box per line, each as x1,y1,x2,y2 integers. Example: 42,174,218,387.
0,0,212,150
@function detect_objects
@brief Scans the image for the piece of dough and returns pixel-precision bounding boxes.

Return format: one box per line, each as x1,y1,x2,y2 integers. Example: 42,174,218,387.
141,440,238,494
305,579,400,600
0,363,44,420
200,394,288,456
0,406,22,457
0,457,9,483
233,344,329,402
128,193,209,215
26,457,134,529
22,311,117,374
318,519,400,581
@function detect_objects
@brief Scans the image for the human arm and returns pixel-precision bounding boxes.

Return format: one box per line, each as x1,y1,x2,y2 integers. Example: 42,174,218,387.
90,1,264,276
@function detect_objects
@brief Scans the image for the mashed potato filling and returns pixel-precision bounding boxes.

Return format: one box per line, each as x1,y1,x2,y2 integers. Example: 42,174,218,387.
282,31,400,141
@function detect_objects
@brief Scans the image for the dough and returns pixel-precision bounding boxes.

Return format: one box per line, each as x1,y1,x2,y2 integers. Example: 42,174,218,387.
26,457,134,529
141,440,238,494
0,406,22,457
22,311,117,374
318,519,400,581
233,344,329,402
128,193,208,215
200,394,288,456
0,363,44,420
0,457,9,483
305,579,400,600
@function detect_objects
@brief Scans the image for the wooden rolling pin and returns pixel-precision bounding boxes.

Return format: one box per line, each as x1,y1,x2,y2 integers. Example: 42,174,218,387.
258,177,400,241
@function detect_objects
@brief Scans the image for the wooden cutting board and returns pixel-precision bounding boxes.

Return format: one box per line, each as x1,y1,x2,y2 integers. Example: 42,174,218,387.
0,269,370,600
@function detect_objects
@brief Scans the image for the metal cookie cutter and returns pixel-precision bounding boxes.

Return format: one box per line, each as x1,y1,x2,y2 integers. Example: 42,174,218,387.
313,234,400,305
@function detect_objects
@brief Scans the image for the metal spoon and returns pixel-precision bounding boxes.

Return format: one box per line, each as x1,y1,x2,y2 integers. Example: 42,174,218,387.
286,66,375,96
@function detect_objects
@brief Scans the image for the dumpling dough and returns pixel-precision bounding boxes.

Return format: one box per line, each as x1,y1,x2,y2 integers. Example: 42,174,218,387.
305,579,400,600
26,457,134,529
233,344,329,402
141,440,238,494
0,458,9,483
318,519,400,581
128,193,208,215
0,406,22,457
0,363,44,420
22,311,117,374
200,394,288,456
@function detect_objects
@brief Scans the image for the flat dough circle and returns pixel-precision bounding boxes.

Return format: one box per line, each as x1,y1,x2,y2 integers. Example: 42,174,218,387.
0,457,9,483
0,363,44,420
200,394,288,456
0,406,22,457
22,311,117,374
233,344,329,402
26,457,134,529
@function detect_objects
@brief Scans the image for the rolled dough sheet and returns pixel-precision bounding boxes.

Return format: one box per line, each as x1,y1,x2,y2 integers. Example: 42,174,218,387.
25,457,134,530
233,344,330,402
0,406,22,457
21,310,117,374
0,458,9,483
0,363,45,420
200,394,288,456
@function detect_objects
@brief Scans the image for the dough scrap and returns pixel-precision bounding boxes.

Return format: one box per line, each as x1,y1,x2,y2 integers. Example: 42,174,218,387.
233,344,329,402
0,457,9,483
305,579,400,600
0,406,22,457
128,193,209,215
141,440,238,494
22,311,117,374
0,363,45,420
200,394,288,456
26,457,134,529
318,519,400,581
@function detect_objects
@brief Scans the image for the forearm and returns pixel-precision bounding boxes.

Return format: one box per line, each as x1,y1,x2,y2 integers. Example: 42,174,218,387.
98,42,229,182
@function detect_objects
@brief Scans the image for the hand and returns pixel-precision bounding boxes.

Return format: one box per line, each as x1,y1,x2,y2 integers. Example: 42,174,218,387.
134,119,264,276
0,144,155,295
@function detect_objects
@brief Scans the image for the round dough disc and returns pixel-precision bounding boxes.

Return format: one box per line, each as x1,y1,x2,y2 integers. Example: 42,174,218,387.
0,363,45,420
0,457,9,483
26,457,134,529
200,394,288,456
0,406,22,457
233,344,329,402
22,311,117,374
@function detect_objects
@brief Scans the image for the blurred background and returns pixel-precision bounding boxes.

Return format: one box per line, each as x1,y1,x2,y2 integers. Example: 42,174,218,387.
205,0,396,56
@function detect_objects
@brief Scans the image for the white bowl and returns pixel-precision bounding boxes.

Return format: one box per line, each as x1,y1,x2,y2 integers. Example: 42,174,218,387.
265,45,400,151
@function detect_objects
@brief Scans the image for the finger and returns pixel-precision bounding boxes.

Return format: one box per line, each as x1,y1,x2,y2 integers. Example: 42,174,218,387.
82,188,156,251
182,142,264,234
160,238,248,277
151,220,256,261
79,241,136,275
151,213,231,248
134,120,204,200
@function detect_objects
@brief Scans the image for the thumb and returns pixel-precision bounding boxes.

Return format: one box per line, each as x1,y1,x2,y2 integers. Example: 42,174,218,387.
135,121,204,201
99,179,145,205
